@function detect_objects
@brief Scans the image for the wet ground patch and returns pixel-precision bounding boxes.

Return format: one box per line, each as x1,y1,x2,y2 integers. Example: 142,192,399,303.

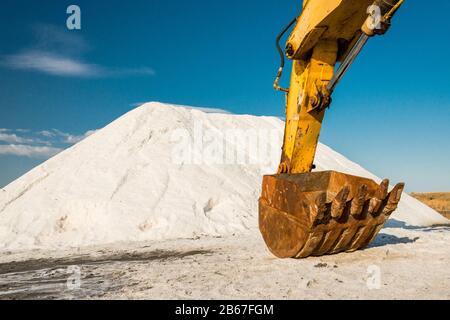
0,249,212,299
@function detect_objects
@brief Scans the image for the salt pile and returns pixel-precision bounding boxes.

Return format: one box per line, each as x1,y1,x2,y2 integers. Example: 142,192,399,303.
0,102,447,251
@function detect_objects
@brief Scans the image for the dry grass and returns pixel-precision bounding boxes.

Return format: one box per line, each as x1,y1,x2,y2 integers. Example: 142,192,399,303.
411,192,450,219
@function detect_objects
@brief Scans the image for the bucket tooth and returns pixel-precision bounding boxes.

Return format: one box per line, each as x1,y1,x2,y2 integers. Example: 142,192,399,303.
312,192,328,223
350,184,368,216
368,179,389,215
368,198,381,215
382,183,405,216
378,179,390,198
331,186,349,219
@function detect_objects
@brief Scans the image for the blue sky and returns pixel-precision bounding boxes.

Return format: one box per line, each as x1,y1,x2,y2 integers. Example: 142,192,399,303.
0,0,449,191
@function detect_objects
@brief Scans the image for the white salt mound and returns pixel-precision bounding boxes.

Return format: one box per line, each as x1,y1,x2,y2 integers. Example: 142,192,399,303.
0,102,447,251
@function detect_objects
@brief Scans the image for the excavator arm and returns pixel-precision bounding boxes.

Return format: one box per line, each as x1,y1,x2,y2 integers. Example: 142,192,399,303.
259,0,406,259
279,0,404,174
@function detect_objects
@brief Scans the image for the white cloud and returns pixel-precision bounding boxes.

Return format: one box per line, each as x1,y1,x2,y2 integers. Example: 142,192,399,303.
15,129,31,133
38,130,56,138
1,24,155,78
46,128,97,144
2,50,103,77
63,130,98,144
0,133,34,144
0,128,97,159
1,50,155,78
0,145,62,158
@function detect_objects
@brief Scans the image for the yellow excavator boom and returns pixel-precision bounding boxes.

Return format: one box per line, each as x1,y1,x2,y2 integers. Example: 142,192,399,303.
259,0,406,258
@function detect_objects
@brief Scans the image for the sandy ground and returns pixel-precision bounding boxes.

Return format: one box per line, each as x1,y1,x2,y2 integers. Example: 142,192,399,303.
0,222,448,300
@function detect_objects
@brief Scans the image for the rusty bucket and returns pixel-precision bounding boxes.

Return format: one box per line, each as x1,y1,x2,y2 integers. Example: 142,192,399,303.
259,171,404,258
